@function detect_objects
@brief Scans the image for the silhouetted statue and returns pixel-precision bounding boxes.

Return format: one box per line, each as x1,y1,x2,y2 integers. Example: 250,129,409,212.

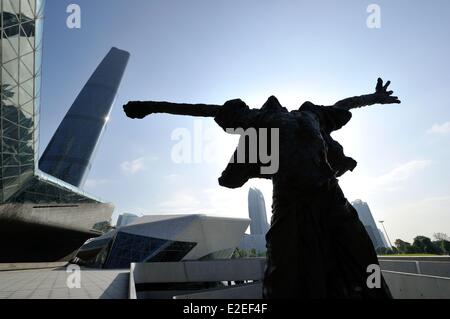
124,78,400,299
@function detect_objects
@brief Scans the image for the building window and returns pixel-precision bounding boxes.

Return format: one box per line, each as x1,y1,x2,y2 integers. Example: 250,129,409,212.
104,232,197,269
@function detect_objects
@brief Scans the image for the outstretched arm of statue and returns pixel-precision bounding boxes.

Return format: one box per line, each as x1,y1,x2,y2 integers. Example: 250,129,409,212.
123,101,222,119
124,99,262,131
333,78,401,111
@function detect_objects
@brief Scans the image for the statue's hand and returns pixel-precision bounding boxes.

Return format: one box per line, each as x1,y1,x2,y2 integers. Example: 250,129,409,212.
374,78,401,105
123,101,150,119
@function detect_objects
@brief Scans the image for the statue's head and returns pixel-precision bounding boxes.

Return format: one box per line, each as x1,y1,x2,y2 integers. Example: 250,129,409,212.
299,101,316,110
218,96,285,189
261,96,288,113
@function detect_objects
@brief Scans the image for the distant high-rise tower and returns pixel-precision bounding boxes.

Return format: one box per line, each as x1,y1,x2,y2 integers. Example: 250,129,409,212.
248,187,270,235
239,188,269,252
352,200,387,249
39,47,130,187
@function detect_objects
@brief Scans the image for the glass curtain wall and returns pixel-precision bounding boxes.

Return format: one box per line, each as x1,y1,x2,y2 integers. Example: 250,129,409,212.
0,0,45,203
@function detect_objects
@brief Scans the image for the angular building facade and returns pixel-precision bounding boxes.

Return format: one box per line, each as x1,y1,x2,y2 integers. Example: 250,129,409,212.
74,214,250,269
117,213,139,227
0,1,129,262
39,47,130,188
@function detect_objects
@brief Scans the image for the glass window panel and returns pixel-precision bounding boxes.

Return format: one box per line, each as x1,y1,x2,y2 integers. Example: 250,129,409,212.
20,100,34,116
3,0,14,13
3,166,20,178
2,58,19,82
1,35,19,63
7,0,21,15
1,67,18,87
18,84,32,103
20,0,34,18
1,85,14,107
19,38,34,59
20,77,34,97
2,120,20,139
19,125,33,140
4,33,20,57
2,11,20,29
19,106,34,126
19,135,34,148
2,153,20,166
20,20,35,39
2,137,19,154
19,51,34,74
26,0,36,15
3,87,19,108
3,24,20,37
2,94,19,114
19,153,34,165
19,141,34,158
105,233,170,269
2,104,19,123
148,241,197,262
19,57,33,78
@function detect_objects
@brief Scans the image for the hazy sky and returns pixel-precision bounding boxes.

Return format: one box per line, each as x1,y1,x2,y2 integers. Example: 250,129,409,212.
39,0,450,242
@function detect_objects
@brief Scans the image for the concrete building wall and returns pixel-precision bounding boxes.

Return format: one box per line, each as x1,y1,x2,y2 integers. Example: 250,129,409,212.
380,260,450,278
130,259,450,299
383,271,450,299
0,202,113,262
0,202,113,233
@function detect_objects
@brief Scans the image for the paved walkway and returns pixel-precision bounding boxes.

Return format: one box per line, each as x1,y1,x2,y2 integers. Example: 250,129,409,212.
0,268,129,299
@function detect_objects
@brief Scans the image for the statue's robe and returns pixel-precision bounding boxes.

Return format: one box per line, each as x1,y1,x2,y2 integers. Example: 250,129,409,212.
214,97,392,299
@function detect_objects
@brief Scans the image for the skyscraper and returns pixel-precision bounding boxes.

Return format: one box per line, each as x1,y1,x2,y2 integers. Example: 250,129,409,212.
240,187,270,252
248,187,270,235
0,1,129,262
39,47,130,187
352,200,387,249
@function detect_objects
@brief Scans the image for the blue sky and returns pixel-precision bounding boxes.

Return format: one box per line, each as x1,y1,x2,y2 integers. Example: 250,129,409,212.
39,0,450,242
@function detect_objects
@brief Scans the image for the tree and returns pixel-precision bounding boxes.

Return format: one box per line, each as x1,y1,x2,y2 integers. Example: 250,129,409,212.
395,239,414,254
434,233,450,241
412,236,440,255
232,248,248,259
232,248,266,258
432,240,450,255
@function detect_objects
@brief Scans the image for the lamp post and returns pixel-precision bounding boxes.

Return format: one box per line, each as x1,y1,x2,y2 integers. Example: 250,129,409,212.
379,220,394,250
